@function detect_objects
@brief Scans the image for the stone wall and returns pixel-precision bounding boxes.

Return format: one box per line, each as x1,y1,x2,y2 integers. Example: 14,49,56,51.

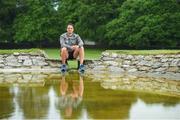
86,51,180,80
0,51,180,79
0,52,93,73
0,53,61,72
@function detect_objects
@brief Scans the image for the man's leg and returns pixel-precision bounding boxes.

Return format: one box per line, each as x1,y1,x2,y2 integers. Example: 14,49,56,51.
73,46,84,64
79,47,84,64
61,47,68,64
73,46,85,72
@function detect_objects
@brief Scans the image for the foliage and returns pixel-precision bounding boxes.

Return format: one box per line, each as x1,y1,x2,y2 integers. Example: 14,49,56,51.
13,0,61,47
0,0,179,49
0,0,17,43
105,0,180,48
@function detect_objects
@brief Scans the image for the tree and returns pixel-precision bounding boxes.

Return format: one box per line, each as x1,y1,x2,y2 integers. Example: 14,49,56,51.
0,0,17,44
1,0,180,49
13,0,61,47
57,0,81,36
76,0,125,44
57,0,125,44
106,0,180,49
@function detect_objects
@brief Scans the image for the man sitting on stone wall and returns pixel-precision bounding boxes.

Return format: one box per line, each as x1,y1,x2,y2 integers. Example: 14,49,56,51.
60,23,85,73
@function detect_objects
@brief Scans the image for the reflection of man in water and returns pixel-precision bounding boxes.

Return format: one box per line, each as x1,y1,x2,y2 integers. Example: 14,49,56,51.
58,75,84,118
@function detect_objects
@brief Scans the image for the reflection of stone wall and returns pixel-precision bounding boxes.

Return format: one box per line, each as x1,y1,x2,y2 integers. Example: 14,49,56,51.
98,74,180,96
85,69,180,96
0,73,61,86
0,53,60,72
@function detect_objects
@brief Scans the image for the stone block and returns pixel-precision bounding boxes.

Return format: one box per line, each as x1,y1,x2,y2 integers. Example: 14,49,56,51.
152,62,162,68
138,66,150,71
0,59,4,63
154,67,167,72
18,55,29,60
104,61,119,66
123,60,131,65
108,66,124,73
111,53,118,58
0,64,5,68
162,63,169,67
101,57,114,61
170,59,179,66
144,56,153,61
101,52,110,57
127,68,138,73
7,62,21,67
161,58,169,62
23,59,32,66
167,67,179,72
135,55,144,60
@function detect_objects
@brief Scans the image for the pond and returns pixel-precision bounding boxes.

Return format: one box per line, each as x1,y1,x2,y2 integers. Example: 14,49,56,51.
0,72,180,119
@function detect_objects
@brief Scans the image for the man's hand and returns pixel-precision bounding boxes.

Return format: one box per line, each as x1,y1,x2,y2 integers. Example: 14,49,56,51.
71,45,79,50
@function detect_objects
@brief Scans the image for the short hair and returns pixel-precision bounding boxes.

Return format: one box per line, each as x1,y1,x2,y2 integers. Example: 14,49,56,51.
67,23,74,28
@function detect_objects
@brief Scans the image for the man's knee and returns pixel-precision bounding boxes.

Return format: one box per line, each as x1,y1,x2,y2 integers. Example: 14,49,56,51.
61,47,67,53
79,46,84,51
74,46,79,51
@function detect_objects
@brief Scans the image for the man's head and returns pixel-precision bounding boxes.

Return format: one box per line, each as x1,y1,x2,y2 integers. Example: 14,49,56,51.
67,23,74,35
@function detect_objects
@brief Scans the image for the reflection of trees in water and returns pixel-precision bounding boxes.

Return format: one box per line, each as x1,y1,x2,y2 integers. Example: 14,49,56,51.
17,86,50,119
83,80,137,119
83,77,180,119
0,87,14,118
137,93,180,107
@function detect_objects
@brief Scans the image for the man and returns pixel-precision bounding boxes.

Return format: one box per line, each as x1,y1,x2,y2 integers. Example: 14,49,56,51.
60,23,85,72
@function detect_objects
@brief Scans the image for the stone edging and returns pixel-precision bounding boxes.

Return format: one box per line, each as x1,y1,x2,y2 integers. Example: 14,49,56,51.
0,51,180,80
85,51,180,80
0,52,93,73
0,53,60,72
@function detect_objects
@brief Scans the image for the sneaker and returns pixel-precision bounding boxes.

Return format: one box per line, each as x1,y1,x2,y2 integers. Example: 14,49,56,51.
61,64,67,73
78,64,85,73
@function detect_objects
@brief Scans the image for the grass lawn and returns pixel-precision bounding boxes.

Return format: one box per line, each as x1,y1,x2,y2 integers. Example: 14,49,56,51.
0,48,43,54
43,48,105,59
106,50,180,55
43,48,105,68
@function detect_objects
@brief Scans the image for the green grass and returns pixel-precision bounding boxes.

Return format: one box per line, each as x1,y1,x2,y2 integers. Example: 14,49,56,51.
43,48,105,68
0,48,43,54
43,48,104,59
106,50,180,55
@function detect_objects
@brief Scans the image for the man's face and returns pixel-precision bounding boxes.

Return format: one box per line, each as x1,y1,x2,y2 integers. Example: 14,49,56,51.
67,25,74,34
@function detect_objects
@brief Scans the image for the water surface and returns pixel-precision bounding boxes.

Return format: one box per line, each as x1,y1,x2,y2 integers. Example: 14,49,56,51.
0,72,180,119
